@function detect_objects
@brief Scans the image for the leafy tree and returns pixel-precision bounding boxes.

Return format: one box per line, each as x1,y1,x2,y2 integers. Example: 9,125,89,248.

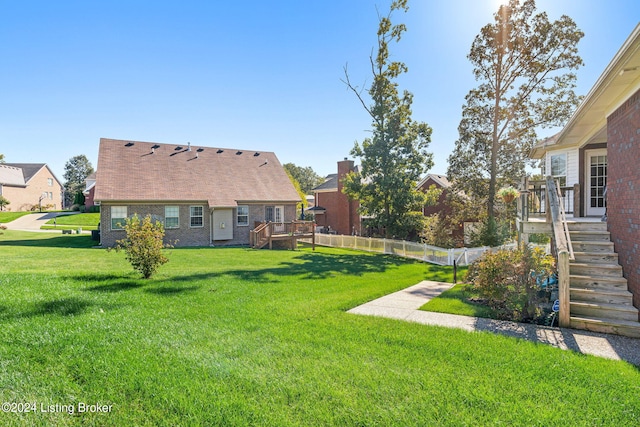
285,169,307,215
113,214,173,279
0,195,9,211
0,153,5,163
447,0,583,245
342,0,434,239
63,155,94,207
283,163,323,195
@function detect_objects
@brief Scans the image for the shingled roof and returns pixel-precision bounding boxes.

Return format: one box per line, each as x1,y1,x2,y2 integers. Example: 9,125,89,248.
94,138,301,207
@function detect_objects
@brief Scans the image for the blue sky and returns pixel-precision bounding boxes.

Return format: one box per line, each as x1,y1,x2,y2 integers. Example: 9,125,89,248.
1,0,638,182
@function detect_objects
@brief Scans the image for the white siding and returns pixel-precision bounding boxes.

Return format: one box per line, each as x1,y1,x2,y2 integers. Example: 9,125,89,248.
545,148,579,186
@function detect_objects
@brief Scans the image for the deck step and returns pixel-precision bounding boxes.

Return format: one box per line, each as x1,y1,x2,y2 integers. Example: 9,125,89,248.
572,252,618,264
570,274,628,290
570,301,639,322
570,263,623,278
572,241,615,253
569,231,611,241
570,287,634,305
570,315,640,338
565,222,608,232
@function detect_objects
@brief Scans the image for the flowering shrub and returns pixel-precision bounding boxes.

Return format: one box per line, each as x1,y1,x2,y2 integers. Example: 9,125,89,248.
467,245,555,322
112,214,174,279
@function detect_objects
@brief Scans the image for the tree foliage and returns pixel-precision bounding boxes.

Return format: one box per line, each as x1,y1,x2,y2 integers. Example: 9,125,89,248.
113,214,173,279
283,163,323,195
342,0,433,239
0,196,10,211
447,0,583,243
0,153,5,163
63,154,94,207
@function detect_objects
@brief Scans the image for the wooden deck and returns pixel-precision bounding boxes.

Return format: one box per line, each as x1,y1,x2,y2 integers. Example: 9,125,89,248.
249,221,315,250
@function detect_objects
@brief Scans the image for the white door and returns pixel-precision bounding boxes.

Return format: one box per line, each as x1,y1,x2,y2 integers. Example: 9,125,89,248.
212,209,234,241
585,149,607,217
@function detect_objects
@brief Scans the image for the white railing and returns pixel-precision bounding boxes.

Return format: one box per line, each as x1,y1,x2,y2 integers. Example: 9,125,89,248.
309,234,522,266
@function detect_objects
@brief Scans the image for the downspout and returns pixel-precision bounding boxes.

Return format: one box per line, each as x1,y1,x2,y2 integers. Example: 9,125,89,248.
210,208,214,246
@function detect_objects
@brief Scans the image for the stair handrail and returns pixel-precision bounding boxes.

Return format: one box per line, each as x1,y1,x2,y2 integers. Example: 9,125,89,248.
553,178,574,260
546,175,572,327
250,222,270,248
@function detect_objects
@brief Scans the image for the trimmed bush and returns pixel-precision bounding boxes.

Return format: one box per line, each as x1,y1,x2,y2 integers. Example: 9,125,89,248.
467,244,555,322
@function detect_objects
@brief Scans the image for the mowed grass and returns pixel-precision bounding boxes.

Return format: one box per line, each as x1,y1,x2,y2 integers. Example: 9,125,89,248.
0,212,32,223
42,213,101,230
0,230,639,426
420,283,497,318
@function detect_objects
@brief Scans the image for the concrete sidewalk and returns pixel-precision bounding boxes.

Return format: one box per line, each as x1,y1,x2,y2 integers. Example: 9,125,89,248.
348,281,640,366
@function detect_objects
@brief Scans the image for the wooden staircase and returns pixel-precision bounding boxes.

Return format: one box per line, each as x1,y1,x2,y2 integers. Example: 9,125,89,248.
567,221,640,338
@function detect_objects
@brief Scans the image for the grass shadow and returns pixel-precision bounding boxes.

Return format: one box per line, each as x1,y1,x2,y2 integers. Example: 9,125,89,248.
170,250,408,284
145,285,201,295
0,234,95,249
0,297,121,320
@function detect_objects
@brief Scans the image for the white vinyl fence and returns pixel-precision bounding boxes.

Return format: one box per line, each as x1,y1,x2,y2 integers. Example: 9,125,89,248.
310,234,524,266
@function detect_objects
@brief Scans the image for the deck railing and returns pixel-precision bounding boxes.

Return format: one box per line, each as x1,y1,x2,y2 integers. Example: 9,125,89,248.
546,176,574,327
250,221,315,249
521,179,576,217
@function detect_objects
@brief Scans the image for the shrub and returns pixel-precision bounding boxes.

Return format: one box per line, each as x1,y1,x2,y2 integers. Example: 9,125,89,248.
466,244,555,322
112,214,174,279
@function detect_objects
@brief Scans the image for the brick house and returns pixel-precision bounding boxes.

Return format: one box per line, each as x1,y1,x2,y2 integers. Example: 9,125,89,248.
94,138,301,247
0,163,63,211
530,23,640,307
83,172,96,209
310,158,361,235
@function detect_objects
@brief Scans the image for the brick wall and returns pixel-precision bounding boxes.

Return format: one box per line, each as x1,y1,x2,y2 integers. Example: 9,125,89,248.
2,166,62,211
607,88,640,308
314,159,360,235
100,202,297,247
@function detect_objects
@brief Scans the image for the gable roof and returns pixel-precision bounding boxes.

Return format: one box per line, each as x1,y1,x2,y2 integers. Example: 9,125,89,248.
312,174,338,192
0,164,27,187
1,163,62,187
531,23,640,158
417,174,451,190
94,138,301,207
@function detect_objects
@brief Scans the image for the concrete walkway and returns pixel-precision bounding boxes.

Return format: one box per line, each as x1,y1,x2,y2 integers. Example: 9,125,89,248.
348,281,640,366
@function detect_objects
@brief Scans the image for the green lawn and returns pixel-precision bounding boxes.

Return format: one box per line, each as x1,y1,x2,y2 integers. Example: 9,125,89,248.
0,230,639,426
0,211,32,223
419,283,497,318
42,213,100,230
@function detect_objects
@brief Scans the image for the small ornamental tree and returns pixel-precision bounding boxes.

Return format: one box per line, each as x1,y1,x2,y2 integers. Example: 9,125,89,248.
0,195,10,211
114,214,173,279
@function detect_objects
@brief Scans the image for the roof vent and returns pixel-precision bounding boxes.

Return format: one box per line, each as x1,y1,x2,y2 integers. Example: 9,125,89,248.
197,148,204,153
151,144,160,154
125,142,135,147
187,142,191,152
175,146,183,151
217,149,224,154
253,152,260,157
236,151,243,155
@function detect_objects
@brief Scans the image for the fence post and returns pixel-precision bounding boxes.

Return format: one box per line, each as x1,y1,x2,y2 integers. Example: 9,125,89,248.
558,250,571,328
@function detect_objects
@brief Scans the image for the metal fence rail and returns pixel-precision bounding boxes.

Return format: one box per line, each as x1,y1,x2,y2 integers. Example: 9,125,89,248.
309,234,523,266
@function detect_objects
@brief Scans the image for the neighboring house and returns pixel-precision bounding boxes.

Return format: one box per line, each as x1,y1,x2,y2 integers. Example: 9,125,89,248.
417,174,477,246
530,23,640,308
0,163,63,211
310,158,361,236
94,138,301,247
83,172,97,209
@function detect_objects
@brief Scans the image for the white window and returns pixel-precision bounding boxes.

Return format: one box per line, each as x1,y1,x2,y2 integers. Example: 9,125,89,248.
190,206,204,228
111,206,127,230
165,206,179,229
550,154,567,187
47,178,53,187
237,205,249,226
